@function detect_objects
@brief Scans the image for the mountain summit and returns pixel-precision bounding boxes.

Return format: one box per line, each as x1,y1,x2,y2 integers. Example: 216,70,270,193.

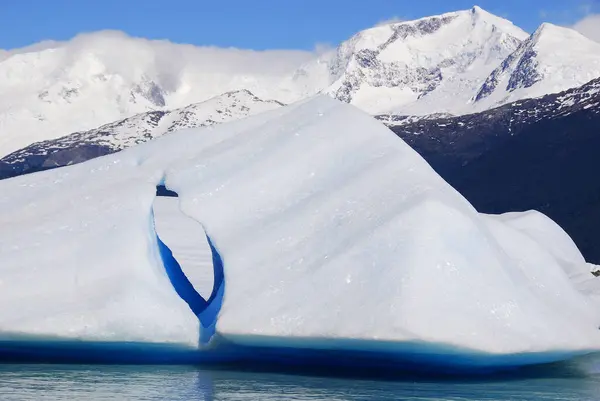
323,7,528,115
0,32,312,156
1,7,599,157
472,22,600,109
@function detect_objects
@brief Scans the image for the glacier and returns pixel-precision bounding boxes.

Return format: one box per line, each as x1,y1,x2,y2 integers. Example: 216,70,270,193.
0,96,599,370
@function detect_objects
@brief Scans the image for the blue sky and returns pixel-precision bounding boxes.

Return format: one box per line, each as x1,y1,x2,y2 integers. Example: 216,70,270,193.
1,0,598,50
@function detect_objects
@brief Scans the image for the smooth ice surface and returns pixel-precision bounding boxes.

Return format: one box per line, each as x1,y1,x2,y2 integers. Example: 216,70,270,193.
0,96,599,363
485,211,600,312
0,179,199,346
153,197,214,299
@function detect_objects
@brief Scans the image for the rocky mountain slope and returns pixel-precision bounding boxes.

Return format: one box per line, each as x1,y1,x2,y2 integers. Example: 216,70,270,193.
324,6,527,115
471,23,600,111
2,7,599,158
0,32,316,157
0,90,282,179
389,77,600,263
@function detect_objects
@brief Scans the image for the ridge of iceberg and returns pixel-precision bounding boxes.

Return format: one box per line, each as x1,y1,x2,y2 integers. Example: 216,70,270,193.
0,96,599,370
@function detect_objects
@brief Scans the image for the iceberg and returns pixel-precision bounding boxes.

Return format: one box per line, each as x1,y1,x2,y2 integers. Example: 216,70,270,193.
0,96,599,369
153,196,214,300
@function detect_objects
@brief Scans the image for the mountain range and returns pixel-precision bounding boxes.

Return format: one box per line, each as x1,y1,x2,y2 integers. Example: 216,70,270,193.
1,6,600,263
2,7,600,157
0,90,282,178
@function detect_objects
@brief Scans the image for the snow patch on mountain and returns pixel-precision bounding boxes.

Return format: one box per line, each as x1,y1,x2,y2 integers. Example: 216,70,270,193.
324,6,528,115
0,89,283,178
2,7,600,157
65,89,284,151
473,23,600,109
0,31,314,157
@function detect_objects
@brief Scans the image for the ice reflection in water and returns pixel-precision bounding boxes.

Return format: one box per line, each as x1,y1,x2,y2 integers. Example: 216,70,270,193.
2,360,600,401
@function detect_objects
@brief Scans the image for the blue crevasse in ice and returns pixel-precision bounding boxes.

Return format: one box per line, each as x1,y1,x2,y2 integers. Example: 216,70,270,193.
154,193,224,344
1,96,600,370
198,235,225,344
156,235,208,316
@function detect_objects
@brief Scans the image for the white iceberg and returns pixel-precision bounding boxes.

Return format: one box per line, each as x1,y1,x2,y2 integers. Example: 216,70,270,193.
0,96,598,368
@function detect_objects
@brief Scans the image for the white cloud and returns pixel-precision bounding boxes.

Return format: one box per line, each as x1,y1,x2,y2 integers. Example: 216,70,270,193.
0,30,317,95
572,14,600,42
313,42,335,56
375,17,405,27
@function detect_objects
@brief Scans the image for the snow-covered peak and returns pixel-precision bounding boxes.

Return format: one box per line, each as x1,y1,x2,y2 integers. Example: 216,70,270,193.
528,22,600,62
533,22,579,38
84,88,284,150
473,23,600,108
333,7,525,66
2,8,600,158
0,31,312,90
325,7,528,115
0,32,315,157
0,89,284,177
89,89,284,148
468,5,516,28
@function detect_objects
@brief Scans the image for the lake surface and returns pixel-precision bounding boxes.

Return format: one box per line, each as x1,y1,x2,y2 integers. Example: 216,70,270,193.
2,363,600,400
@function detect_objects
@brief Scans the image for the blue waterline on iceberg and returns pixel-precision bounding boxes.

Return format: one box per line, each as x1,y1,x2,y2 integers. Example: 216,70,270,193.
0,190,595,374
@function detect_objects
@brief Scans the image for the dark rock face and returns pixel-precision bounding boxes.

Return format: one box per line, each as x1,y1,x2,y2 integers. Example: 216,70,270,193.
0,90,280,181
378,15,457,50
387,77,600,263
447,111,600,264
132,80,166,107
331,15,461,105
507,49,541,91
0,144,114,180
0,123,124,180
473,31,542,103
474,53,517,102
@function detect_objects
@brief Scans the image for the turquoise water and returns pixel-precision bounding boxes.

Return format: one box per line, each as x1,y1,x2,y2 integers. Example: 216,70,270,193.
1,363,600,400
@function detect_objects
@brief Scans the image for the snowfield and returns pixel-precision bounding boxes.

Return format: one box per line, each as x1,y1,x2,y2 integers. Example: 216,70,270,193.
472,23,600,110
0,97,599,368
2,7,600,158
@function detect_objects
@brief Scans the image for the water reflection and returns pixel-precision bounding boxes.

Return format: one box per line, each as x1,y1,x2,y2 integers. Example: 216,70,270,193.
1,362,600,401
